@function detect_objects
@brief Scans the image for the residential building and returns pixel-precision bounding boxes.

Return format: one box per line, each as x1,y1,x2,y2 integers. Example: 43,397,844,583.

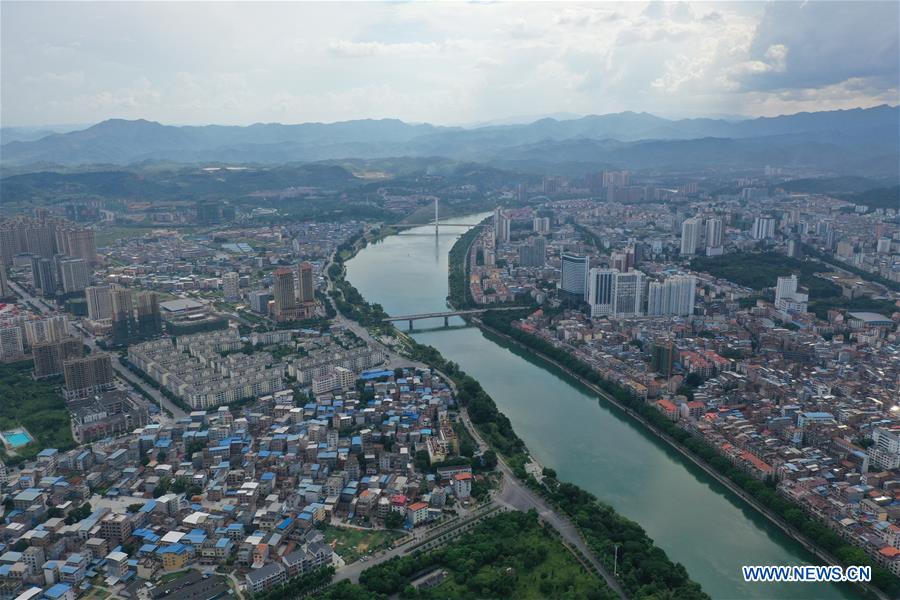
85,286,112,321
647,275,696,317
63,354,115,400
680,218,702,256
222,272,239,302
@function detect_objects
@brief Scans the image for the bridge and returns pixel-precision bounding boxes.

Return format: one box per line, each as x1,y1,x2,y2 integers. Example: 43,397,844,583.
396,198,491,233
383,306,529,330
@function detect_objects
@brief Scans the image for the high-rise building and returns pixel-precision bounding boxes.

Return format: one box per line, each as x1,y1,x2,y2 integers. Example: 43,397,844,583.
611,251,633,272
651,342,675,378
86,286,113,321
0,263,10,299
588,268,645,318
533,217,551,234
249,291,273,314
602,171,629,188
63,353,115,400
298,262,314,303
774,274,808,313
0,326,25,362
587,268,616,317
111,287,135,345
680,218,702,256
196,201,223,225
705,218,724,256
752,217,777,240
31,256,57,296
57,258,90,294
23,315,70,346
222,272,240,302
33,337,83,379
518,237,546,268
560,254,589,301
647,275,696,317
56,228,97,264
611,270,644,317
136,291,162,338
493,208,510,246
273,268,299,321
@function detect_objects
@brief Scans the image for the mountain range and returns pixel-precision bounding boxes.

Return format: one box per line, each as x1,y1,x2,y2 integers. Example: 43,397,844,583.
1,105,898,175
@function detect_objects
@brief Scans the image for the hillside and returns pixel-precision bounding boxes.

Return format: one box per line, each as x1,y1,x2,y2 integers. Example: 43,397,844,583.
3,106,897,175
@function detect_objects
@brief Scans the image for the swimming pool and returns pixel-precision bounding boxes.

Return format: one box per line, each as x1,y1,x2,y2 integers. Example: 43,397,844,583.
1,429,33,448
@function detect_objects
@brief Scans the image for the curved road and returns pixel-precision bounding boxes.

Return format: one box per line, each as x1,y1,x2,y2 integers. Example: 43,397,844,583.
323,252,627,597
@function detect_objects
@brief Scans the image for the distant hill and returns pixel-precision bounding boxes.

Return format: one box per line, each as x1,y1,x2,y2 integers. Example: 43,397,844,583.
2,105,898,175
837,186,900,211
0,163,361,205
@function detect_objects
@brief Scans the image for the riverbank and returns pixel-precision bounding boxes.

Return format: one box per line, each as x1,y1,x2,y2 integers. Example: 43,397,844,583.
476,315,888,600
333,221,711,599
446,215,895,598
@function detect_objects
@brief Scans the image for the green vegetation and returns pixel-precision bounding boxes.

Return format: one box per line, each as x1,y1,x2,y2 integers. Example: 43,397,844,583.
537,475,706,599
0,360,75,464
406,341,529,476
329,224,708,597
252,566,336,600
837,185,900,211
690,251,898,318
447,223,482,309
355,511,615,600
318,524,407,565
65,502,93,524
575,224,603,249
481,310,900,597
690,252,839,298
95,226,144,248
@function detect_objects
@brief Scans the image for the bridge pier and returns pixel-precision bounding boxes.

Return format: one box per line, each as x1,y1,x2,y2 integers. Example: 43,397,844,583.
408,319,414,331
444,316,449,327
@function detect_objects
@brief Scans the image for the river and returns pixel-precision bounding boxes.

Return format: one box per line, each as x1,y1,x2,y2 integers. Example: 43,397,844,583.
345,214,859,600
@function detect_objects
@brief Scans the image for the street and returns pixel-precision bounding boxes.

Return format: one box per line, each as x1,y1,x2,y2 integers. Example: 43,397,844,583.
7,278,187,421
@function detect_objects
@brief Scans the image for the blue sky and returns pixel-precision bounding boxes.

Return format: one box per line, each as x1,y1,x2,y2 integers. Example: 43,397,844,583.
1,1,897,126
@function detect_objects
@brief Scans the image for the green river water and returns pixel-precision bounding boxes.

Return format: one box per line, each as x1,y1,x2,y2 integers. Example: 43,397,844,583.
345,215,859,600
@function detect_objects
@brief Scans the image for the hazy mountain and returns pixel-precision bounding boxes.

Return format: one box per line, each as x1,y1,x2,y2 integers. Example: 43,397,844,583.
0,125,89,143
2,105,897,175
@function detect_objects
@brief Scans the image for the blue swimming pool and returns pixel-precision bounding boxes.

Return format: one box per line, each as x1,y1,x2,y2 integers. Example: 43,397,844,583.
2,430,33,448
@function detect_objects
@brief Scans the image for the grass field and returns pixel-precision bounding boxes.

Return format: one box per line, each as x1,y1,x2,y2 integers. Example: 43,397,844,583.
319,524,408,564
354,511,616,599
426,523,608,599
0,360,74,464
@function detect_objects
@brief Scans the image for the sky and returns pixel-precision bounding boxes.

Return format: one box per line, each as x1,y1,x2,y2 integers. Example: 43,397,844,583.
1,1,898,127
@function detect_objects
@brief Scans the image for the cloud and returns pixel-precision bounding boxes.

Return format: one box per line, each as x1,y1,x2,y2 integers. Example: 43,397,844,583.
326,40,441,58
733,1,899,92
0,1,896,126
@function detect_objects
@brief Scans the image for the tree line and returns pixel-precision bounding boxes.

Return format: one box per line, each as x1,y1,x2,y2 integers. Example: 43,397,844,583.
481,310,900,597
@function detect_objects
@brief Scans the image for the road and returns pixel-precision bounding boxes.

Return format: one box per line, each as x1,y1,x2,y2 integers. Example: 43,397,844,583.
459,408,627,599
8,277,187,421
82,334,188,420
322,251,627,597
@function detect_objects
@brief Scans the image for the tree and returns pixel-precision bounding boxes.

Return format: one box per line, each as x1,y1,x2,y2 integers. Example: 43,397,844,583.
385,511,404,530
414,450,430,472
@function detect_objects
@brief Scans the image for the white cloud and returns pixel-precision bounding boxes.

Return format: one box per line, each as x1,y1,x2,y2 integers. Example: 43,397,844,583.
0,1,896,126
